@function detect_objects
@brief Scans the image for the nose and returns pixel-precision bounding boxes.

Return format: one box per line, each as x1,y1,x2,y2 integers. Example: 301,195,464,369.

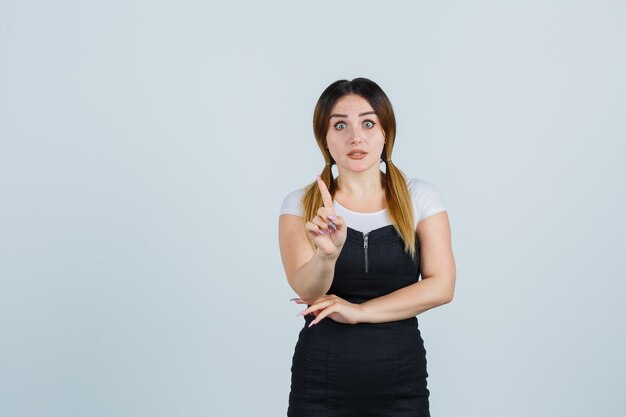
349,128,362,144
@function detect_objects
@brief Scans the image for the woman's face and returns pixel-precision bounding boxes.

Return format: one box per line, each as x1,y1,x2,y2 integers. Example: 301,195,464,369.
326,94,385,175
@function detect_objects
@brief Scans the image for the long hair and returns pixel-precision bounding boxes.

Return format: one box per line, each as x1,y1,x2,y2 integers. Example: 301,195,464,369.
301,77,417,258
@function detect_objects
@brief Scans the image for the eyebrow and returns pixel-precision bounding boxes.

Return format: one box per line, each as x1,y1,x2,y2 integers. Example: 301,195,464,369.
329,111,376,118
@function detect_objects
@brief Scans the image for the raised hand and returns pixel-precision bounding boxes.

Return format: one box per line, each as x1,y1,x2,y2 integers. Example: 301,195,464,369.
304,176,347,257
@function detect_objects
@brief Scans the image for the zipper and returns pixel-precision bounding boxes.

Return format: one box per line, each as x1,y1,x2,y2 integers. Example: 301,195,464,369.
363,232,369,273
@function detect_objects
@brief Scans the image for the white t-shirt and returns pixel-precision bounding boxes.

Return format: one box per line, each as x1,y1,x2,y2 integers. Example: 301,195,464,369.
279,178,446,234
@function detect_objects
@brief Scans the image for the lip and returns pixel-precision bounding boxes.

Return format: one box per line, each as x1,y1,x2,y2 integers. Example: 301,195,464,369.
347,150,368,160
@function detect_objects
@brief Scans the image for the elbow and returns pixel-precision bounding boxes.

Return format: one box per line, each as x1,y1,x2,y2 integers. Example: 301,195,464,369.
424,270,456,307
438,282,455,305
287,278,323,303
297,293,323,305
440,272,456,305
434,292,453,308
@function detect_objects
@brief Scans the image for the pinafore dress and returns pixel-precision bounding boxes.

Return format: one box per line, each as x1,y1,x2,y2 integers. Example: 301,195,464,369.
288,225,430,417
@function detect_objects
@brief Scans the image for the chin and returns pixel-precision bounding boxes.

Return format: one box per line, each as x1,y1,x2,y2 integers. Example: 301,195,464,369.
340,159,378,173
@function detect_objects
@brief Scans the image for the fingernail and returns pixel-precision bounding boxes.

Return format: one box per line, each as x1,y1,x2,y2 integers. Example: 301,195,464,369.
297,310,306,317
289,298,299,301
308,321,316,328
318,229,325,235
329,221,337,230
328,215,337,220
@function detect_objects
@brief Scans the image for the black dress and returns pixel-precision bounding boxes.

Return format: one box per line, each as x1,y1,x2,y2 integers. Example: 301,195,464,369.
288,225,430,417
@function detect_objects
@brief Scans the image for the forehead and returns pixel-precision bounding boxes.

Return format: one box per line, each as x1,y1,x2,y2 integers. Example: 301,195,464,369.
330,94,374,115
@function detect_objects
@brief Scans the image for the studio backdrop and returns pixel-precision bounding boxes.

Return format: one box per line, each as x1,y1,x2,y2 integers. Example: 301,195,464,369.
1,1,625,416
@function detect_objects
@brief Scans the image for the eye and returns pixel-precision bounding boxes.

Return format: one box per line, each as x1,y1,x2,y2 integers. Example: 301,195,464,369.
363,120,376,129
334,122,347,130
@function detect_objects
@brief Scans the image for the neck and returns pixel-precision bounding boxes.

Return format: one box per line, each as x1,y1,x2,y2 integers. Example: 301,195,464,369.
336,166,384,197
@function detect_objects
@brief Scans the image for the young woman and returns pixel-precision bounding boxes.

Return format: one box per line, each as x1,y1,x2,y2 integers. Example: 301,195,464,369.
278,77,456,416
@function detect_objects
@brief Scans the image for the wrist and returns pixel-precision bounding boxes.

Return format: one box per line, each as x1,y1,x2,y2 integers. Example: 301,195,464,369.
315,248,340,263
357,302,370,324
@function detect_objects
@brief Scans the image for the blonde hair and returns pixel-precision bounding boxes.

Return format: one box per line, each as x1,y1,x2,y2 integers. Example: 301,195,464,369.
301,78,416,258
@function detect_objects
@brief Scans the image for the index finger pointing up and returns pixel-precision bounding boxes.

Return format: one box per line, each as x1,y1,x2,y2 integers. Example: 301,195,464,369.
316,176,334,210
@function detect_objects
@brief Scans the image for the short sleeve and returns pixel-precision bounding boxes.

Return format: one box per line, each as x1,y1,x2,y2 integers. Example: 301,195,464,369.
279,188,305,217
407,178,447,224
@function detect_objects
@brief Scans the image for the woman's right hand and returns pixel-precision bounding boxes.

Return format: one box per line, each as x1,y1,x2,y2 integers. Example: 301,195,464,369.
304,176,347,258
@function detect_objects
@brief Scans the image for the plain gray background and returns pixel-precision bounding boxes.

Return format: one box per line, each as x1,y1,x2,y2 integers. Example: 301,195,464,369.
1,1,625,416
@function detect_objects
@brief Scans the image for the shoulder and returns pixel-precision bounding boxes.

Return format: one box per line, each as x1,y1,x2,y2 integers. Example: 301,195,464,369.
279,187,306,217
407,177,442,198
406,177,447,224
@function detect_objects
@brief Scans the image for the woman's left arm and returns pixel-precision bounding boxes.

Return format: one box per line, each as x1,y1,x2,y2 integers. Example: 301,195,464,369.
298,211,456,326
359,211,456,323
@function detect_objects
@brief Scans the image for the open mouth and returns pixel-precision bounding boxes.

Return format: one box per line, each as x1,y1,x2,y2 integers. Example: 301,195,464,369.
347,151,367,159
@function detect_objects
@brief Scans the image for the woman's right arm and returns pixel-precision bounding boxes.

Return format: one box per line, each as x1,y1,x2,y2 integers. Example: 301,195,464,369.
278,176,347,302
278,214,338,302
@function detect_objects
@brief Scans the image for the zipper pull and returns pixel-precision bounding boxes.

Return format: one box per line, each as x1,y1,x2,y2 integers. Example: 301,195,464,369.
363,232,369,273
